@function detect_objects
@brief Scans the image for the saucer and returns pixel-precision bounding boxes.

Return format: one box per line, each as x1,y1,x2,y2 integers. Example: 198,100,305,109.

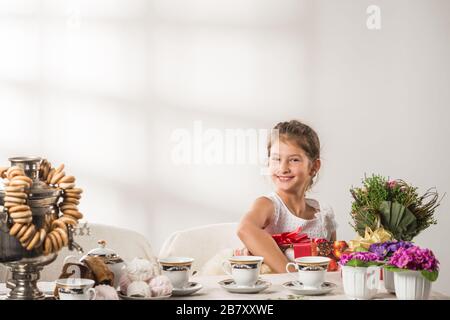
118,291,171,300
218,279,271,294
172,282,203,296
282,281,337,296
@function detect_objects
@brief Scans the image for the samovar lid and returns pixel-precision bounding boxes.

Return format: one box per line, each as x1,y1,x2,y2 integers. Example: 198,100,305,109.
3,156,61,199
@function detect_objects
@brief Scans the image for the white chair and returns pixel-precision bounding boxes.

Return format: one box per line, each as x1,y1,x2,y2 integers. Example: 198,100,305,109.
1,223,156,282
158,222,243,274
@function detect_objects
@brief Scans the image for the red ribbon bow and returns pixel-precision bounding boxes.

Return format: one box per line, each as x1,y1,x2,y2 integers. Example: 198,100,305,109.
272,227,310,246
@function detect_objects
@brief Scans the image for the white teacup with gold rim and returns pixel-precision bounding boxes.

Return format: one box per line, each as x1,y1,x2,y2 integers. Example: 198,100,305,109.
222,256,264,287
286,256,331,289
158,257,195,289
55,278,96,300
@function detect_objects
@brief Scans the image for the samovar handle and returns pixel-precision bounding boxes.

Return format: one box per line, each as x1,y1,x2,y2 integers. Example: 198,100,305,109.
67,224,84,254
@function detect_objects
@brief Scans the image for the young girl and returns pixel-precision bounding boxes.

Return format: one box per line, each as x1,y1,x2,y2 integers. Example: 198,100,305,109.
237,120,337,273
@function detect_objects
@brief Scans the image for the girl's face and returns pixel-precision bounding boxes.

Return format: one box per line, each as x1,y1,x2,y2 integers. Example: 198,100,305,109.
269,139,320,194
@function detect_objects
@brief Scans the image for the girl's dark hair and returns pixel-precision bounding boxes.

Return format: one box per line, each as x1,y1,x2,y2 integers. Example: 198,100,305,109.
267,120,321,162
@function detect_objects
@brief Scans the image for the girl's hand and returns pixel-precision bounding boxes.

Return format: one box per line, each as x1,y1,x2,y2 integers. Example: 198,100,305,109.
233,248,251,256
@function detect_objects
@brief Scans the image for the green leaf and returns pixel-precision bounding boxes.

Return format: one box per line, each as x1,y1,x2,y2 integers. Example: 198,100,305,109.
421,270,439,282
366,261,384,267
384,266,405,273
379,201,417,240
346,259,383,268
346,259,366,267
354,246,369,252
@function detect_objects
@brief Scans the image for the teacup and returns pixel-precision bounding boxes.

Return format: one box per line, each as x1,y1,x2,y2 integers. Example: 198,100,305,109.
222,256,264,287
286,256,331,289
158,257,195,289
55,278,96,300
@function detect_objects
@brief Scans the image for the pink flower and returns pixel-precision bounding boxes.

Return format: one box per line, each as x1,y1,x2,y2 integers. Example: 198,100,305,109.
387,245,439,272
339,252,380,266
387,181,397,189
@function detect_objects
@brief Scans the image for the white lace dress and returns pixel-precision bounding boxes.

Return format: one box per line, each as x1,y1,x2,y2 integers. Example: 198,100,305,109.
263,192,338,241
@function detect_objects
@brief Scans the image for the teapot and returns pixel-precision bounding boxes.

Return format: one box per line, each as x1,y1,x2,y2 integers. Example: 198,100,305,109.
64,240,125,288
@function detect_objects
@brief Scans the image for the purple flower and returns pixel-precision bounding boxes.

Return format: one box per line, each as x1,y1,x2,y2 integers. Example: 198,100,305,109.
386,245,439,272
369,241,413,261
339,251,380,266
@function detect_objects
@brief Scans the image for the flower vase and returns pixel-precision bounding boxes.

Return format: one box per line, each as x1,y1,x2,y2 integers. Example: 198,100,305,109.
394,270,431,300
342,265,380,300
383,267,395,293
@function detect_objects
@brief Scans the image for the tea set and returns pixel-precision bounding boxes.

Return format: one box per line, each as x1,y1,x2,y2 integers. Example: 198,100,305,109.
54,254,336,299
284,256,337,295
218,255,336,295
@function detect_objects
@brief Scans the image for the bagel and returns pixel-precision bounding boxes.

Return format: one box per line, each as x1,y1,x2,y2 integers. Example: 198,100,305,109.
62,210,83,220
20,225,35,243
59,203,78,210
55,164,65,174
51,219,67,231
26,231,41,251
64,193,81,200
4,196,26,204
11,175,33,185
10,210,32,219
48,232,60,251
5,192,27,199
13,217,33,224
58,175,75,184
60,215,78,226
61,198,79,205
5,186,25,193
37,229,47,247
7,168,24,179
64,188,83,195
16,224,29,238
9,205,30,213
4,202,17,208
59,183,76,190
6,166,21,174
46,168,55,184
9,179,30,188
9,223,23,236
0,166,8,178
54,227,68,246
50,171,65,185
44,237,52,255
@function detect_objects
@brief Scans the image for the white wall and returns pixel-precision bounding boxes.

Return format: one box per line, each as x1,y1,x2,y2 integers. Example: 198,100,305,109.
1,0,449,294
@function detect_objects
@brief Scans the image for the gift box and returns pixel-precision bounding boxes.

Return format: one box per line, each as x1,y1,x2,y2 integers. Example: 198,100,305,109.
293,242,313,257
272,228,349,272
272,227,309,246
272,227,312,262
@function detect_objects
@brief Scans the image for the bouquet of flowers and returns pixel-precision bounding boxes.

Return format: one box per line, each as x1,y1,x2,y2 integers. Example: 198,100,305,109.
385,245,439,282
350,174,443,241
339,251,383,268
368,240,413,261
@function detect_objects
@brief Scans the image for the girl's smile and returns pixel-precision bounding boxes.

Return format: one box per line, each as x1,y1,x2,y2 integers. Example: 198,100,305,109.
276,175,295,182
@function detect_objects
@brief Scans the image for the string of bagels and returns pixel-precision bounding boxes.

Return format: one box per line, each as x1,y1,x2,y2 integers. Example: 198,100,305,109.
0,159,83,254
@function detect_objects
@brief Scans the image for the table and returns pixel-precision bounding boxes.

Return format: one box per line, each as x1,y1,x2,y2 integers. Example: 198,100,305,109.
1,272,448,300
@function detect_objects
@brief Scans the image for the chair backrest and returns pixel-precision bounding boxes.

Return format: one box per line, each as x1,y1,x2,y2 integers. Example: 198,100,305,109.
158,222,243,272
1,223,156,282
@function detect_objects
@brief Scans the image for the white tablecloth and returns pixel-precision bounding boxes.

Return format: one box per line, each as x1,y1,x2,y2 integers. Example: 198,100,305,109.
1,272,448,300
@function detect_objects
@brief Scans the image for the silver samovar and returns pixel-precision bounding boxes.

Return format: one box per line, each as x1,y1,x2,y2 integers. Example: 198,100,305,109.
0,157,82,300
